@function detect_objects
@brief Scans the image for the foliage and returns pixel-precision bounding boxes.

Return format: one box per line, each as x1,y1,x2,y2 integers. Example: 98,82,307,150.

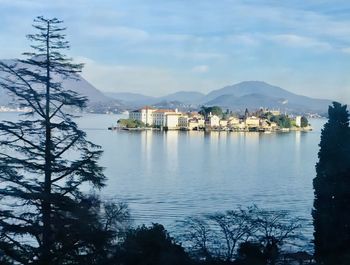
300,116,308,127
117,118,145,128
179,206,303,264
235,241,266,265
313,102,350,265
0,16,111,265
116,223,192,265
199,106,224,118
269,114,292,128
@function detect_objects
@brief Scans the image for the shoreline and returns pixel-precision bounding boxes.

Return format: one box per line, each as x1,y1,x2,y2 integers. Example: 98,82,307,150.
108,125,313,133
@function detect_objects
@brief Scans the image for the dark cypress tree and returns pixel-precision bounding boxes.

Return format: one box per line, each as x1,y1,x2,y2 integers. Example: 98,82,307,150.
0,17,110,264
312,102,350,265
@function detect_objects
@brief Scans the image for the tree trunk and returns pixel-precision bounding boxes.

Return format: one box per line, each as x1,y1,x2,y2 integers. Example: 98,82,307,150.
42,20,52,265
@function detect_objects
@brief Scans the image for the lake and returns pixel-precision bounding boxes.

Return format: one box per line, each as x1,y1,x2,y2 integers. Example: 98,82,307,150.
0,112,325,247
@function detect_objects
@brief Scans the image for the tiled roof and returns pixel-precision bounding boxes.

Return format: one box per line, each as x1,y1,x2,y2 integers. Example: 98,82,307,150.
153,109,174,113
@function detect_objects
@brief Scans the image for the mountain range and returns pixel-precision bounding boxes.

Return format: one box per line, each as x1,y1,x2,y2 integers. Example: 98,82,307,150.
0,59,124,113
107,81,333,115
0,59,334,115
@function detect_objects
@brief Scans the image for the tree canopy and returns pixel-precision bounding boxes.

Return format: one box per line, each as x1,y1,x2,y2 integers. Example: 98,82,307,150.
0,16,111,265
313,102,350,265
117,118,145,128
199,106,223,118
301,116,308,127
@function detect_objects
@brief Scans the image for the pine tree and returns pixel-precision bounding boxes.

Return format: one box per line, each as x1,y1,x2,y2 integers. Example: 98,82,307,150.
312,102,350,265
0,17,109,265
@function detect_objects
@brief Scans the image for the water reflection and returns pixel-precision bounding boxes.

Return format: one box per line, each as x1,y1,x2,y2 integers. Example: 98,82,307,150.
140,131,153,174
0,113,327,249
163,131,179,175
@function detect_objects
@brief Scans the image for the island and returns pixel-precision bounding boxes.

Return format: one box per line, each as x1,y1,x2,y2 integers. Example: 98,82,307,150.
110,106,312,133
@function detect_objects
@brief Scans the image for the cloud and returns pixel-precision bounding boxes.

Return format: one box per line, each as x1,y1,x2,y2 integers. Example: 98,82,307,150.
268,34,332,50
192,65,209,73
87,26,150,42
226,34,260,46
340,47,350,54
76,57,190,95
75,57,226,96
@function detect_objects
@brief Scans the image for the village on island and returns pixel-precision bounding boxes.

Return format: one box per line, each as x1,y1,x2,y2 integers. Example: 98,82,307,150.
112,105,312,133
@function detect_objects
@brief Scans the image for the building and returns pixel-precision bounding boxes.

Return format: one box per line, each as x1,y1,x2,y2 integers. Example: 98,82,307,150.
178,115,189,128
188,117,205,130
245,116,260,127
295,116,302,127
152,109,182,128
219,119,228,129
129,106,156,126
206,114,220,128
228,117,240,128
165,112,182,129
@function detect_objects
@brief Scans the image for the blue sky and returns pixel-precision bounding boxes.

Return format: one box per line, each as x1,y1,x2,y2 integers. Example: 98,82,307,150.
1,0,350,102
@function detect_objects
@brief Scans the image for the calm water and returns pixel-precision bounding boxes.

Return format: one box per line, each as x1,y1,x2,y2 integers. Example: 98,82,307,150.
0,112,325,245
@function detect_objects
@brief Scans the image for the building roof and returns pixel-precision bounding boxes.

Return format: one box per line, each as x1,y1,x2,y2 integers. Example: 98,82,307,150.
153,109,175,113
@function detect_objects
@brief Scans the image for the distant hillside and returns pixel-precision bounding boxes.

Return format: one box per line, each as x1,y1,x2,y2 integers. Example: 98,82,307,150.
203,81,332,114
158,91,205,103
203,81,294,102
105,91,205,108
109,81,333,114
0,59,124,113
106,92,156,103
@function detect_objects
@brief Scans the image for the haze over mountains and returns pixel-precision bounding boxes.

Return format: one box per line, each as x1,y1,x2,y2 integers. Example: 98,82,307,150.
0,59,123,113
107,81,332,115
0,58,333,114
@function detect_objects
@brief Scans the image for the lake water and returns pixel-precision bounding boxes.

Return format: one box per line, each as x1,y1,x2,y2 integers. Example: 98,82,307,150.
0,112,325,247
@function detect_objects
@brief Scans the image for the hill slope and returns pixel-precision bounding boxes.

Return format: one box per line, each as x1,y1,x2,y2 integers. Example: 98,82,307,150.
0,59,123,113
203,81,332,114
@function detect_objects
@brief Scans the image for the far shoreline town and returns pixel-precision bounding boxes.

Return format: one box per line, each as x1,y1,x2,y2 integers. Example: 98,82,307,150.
112,106,312,133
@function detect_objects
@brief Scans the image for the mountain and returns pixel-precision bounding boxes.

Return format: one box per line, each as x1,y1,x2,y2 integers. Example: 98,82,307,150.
108,81,332,114
105,91,205,108
0,59,124,113
203,81,332,114
105,92,156,103
203,81,293,102
158,91,205,103
3,61,332,115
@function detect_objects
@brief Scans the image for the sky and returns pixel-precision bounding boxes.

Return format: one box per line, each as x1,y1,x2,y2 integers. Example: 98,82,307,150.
1,0,350,103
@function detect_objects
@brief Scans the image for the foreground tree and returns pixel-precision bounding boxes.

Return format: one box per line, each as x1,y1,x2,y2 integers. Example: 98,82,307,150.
179,207,302,264
0,17,109,264
313,102,350,265
116,224,192,265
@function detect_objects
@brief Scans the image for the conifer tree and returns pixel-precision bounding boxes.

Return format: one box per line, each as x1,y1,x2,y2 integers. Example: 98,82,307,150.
0,17,109,265
313,102,350,265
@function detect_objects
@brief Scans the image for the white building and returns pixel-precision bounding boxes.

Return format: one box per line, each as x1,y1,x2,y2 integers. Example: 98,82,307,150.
152,109,181,128
178,115,189,128
228,117,240,128
245,116,260,127
129,106,156,126
219,119,228,129
295,116,302,127
165,113,182,129
188,118,205,130
206,114,220,128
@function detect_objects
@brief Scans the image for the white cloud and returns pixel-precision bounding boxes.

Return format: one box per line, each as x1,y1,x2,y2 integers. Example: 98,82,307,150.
226,34,260,46
192,65,209,73
340,47,350,54
87,26,150,42
75,57,226,96
268,34,332,50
